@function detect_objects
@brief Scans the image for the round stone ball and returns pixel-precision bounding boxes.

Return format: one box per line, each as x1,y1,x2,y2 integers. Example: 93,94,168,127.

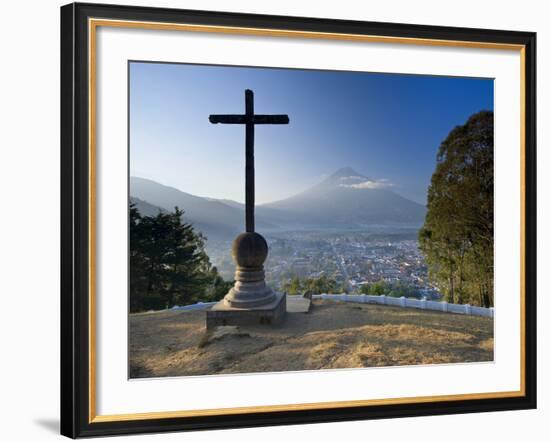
232,232,269,268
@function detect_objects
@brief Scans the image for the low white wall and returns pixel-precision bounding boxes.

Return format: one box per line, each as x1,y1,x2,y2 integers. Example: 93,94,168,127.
311,294,494,318
164,295,494,319
169,301,217,311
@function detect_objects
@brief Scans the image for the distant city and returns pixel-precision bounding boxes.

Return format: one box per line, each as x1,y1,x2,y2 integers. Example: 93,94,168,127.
207,228,441,300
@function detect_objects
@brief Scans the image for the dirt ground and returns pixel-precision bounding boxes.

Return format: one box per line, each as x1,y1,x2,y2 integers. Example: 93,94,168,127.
129,300,494,378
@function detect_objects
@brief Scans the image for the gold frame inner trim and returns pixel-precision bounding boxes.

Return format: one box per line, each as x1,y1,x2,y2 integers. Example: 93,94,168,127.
88,18,527,424
90,18,525,50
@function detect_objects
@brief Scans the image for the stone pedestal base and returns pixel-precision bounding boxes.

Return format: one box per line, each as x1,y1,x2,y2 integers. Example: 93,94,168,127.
206,292,286,329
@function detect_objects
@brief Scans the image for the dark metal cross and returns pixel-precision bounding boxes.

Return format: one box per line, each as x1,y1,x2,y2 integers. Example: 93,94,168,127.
209,89,289,233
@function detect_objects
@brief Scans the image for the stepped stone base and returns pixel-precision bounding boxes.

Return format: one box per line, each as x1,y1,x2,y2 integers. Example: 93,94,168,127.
206,292,286,329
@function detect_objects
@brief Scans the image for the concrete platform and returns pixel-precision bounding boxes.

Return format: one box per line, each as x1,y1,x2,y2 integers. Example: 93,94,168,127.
206,292,286,329
286,296,312,313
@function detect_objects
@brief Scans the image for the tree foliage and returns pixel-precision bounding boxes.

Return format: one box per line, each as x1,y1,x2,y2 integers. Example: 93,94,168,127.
130,204,230,312
359,280,387,295
359,280,418,298
280,275,338,295
419,111,494,307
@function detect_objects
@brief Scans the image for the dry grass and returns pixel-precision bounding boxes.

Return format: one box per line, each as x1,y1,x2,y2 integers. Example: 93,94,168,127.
129,300,493,378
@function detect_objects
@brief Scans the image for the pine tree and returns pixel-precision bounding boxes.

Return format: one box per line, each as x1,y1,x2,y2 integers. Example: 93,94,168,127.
129,205,220,312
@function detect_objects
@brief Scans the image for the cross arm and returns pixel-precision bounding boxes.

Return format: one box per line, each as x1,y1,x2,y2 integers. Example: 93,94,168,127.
209,114,246,124
253,115,289,124
209,114,290,124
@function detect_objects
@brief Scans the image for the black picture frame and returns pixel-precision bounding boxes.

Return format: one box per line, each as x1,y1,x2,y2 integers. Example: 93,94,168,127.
61,2,537,438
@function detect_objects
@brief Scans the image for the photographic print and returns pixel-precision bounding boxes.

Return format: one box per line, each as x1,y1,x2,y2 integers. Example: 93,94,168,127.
128,62,495,379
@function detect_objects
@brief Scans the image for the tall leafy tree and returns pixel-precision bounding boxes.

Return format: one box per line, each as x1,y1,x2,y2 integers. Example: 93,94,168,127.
129,204,225,312
419,110,494,307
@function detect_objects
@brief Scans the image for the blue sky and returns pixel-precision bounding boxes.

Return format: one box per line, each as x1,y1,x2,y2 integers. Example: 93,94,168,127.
129,62,493,204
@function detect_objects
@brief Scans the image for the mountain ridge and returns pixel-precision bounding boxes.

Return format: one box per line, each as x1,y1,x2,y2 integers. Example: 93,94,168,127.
130,169,426,239
262,167,426,226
